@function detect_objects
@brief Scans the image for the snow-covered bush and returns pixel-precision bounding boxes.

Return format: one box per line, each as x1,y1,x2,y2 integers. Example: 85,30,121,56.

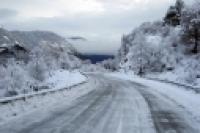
100,59,117,71
0,59,37,97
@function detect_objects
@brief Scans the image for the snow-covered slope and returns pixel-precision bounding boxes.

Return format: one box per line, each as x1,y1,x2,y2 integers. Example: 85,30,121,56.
42,70,86,90
0,28,75,49
0,28,85,98
0,73,89,123
11,30,77,53
116,0,200,86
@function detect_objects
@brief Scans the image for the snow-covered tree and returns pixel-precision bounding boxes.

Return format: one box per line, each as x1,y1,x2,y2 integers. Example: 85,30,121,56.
175,0,184,15
101,59,117,71
181,1,200,53
164,0,184,26
116,0,200,86
0,59,37,97
189,19,200,53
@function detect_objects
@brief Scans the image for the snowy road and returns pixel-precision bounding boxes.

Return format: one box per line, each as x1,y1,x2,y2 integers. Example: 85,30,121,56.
0,74,199,133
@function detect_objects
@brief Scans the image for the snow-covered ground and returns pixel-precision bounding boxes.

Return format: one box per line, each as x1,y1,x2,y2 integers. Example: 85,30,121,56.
108,72,200,123
145,71,200,93
1,73,199,133
0,70,87,123
42,70,86,90
145,60,200,88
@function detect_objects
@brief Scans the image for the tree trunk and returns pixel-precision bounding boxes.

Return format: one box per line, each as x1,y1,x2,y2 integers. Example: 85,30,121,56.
192,28,198,54
138,67,144,77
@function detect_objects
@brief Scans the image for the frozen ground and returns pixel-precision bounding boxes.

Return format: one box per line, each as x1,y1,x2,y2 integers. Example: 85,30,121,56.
0,70,87,123
0,73,200,133
43,70,86,90
146,71,200,88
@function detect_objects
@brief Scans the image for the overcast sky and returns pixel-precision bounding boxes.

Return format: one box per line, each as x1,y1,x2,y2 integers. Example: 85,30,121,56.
0,0,194,54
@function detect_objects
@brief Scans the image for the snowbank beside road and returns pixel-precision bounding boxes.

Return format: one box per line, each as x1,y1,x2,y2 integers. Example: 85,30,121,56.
146,69,200,88
43,70,86,90
108,72,200,122
0,70,87,123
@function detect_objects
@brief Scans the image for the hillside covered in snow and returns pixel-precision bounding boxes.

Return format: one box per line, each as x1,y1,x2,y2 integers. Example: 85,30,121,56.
116,0,200,86
0,28,86,97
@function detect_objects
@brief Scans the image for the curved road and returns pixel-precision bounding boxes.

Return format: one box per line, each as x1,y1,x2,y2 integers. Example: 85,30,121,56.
0,74,199,133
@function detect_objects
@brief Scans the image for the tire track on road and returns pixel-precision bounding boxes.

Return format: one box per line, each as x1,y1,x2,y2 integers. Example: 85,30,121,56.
137,86,198,133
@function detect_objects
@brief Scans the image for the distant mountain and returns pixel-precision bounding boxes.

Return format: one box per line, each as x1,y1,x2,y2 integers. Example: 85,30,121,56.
0,28,15,46
11,30,77,53
0,28,77,50
68,36,87,41
78,54,114,64
0,28,80,62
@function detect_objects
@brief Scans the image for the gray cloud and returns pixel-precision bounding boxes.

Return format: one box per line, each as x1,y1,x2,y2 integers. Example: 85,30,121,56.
0,0,195,54
0,8,18,19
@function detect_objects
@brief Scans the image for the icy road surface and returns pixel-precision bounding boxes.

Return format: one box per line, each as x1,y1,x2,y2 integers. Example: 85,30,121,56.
0,74,199,133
